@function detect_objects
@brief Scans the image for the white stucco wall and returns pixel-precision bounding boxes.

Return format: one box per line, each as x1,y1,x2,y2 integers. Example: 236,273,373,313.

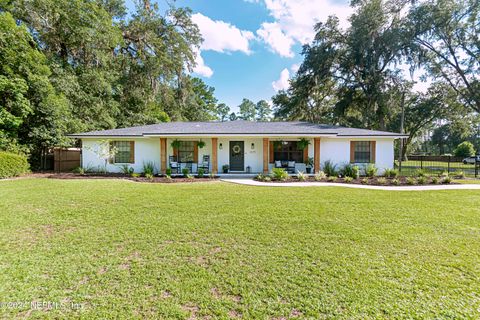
218,138,264,172
82,138,160,173
320,137,394,174
81,136,394,175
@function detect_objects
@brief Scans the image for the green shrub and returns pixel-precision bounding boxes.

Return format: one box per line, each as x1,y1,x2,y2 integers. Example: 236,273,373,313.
361,178,369,185
383,168,398,178
454,141,475,157
197,168,205,178
72,167,85,175
406,177,417,185
344,176,353,183
365,164,378,178
391,178,400,186
454,171,465,179
442,176,453,184
119,164,134,175
431,176,439,184
0,152,30,179
186,174,195,180
297,171,307,181
342,164,359,179
415,169,427,177
314,171,326,181
417,176,427,185
131,173,140,178
165,168,172,177
377,177,387,185
165,175,172,181
255,174,266,181
142,161,155,176
322,160,337,177
182,167,190,177
271,168,289,181
145,173,154,180
327,176,337,182
264,176,271,182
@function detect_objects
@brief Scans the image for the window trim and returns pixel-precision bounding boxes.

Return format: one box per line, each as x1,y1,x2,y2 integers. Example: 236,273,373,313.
173,141,198,163
270,141,305,163
350,141,376,163
111,141,135,164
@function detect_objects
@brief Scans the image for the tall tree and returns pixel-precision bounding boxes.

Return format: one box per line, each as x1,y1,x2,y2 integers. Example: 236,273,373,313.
237,98,256,121
0,12,71,165
272,0,411,129
255,100,272,121
408,0,480,113
388,83,461,158
216,103,230,121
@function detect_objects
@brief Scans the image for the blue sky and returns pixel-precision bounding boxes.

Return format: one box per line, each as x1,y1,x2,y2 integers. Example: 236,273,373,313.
125,0,353,112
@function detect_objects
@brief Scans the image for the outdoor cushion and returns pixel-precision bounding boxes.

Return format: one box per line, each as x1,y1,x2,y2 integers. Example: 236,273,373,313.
170,162,178,167
288,161,295,167
275,160,282,167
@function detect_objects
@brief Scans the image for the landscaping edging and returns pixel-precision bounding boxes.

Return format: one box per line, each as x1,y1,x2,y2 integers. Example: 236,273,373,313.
222,179,480,191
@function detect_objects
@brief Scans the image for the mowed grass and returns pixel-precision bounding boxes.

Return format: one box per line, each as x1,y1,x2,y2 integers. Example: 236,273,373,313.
0,179,480,319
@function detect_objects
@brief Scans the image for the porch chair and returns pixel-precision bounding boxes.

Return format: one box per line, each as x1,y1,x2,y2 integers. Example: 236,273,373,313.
198,155,210,174
169,156,180,174
287,161,296,173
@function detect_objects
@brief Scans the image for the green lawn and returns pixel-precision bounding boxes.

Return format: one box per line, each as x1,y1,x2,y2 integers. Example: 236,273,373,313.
1,179,480,319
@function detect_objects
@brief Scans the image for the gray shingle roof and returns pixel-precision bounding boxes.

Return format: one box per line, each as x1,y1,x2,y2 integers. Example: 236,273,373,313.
69,121,407,137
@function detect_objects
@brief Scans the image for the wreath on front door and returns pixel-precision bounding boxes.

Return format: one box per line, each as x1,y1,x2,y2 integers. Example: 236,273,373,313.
232,145,241,154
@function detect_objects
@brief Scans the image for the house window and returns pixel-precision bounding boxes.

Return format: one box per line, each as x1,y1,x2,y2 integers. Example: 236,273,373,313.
273,141,304,163
178,141,195,162
353,141,371,163
113,141,133,163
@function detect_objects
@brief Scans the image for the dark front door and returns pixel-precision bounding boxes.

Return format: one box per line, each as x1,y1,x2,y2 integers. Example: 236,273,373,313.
229,141,244,171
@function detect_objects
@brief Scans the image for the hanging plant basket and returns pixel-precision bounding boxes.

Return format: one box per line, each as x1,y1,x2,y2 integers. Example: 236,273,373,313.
197,140,206,149
171,139,181,150
273,140,283,150
297,138,310,150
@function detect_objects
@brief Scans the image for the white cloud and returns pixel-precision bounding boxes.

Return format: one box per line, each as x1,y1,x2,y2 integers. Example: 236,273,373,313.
272,68,291,91
254,0,353,58
192,13,256,54
290,63,300,73
257,22,295,57
192,49,213,78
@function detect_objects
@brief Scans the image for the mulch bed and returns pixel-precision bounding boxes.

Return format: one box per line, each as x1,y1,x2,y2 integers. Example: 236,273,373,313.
256,176,458,186
18,172,220,183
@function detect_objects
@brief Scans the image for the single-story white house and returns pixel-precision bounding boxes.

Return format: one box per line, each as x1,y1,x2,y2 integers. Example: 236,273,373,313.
69,121,407,175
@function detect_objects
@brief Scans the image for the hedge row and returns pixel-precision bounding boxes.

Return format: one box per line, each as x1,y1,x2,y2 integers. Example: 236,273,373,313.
0,152,30,179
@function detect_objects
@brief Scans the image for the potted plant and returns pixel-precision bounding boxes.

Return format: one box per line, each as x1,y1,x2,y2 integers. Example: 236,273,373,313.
273,140,283,150
222,164,229,173
171,139,181,150
197,140,206,148
305,157,314,173
297,138,310,150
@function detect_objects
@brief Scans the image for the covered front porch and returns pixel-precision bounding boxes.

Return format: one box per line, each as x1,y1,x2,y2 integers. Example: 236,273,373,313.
159,137,322,175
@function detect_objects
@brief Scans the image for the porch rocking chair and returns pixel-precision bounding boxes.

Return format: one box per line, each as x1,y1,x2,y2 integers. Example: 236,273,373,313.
169,156,180,174
198,155,210,174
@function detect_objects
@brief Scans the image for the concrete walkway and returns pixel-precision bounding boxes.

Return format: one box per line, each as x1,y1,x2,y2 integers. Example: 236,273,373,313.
221,178,480,191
